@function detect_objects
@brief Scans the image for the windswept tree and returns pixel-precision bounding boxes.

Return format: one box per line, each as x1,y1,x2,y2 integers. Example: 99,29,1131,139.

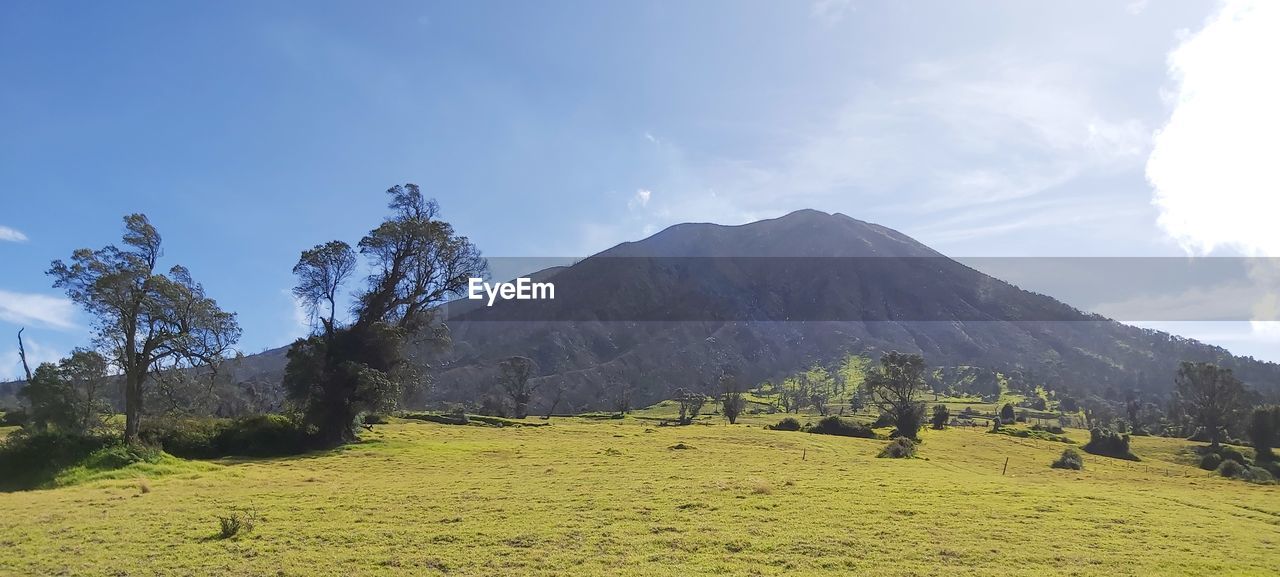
284,185,486,445
720,371,745,425
864,351,927,439
497,356,539,419
48,215,241,442
292,240,357,336
1175,361,1244,448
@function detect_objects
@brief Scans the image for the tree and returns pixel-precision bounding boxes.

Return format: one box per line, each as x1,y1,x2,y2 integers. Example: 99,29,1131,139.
1246,405,1280,462
1000,403,1016,423
1059,395,1079,413
674,388,707,425
49,214,241,442
805,364,834,416
542,379,567,419
779,376,806,414
292,240,357,336
497,356,538,419
284,185,486,445
18,349,110,433
720,372,745,425
19,363,79,432
1175,361,1244,448
930,404,950,430
864,351,928,439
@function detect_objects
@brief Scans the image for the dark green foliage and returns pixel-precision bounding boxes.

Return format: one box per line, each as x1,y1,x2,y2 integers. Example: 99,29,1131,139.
808,416,875,438
0,431,117,491
877,437,916,458
1051,448,1084,470
1000,403,1016,423
1031,423,1065,434
1083,428,1138,461
1175,361,1244,448
1059,396,1079,412
770,417,802,431
891,403,926,440
138,415,310,458
1219,447,1248,466
1246,405,1280,462
1216,458,1244,478
930,404,950,430
1199,452,1223,471
0,408,29,427
362,413,388,425
989,427,1073,443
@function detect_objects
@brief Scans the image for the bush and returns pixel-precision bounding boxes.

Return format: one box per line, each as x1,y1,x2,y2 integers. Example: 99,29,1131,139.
140,415,310,459
0,408,29,427
770,417,802,431
1051,448,1084,470
217,508,258,539
878,437,916,458
1240,466,1275,485
930,404,950,430
1219,447,1248,466
871,413,895,428
1216,458,1245,478
808,416,876,438
1031,423,1065,434
1083,428,1138,461
1199,452,1223,471
362,413,388,425
0,430,117,491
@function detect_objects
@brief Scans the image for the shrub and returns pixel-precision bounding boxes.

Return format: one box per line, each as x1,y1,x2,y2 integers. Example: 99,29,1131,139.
217,414,310,457
139,417,224,459
362,413,388,425
217,509,258,539
1240,466,1275,485
808,416,875,438
930,404,950,430
1216,459,1245,478
878,437,916,458
770,417,802,431
0,408,29,427
1219,447,1248,466
1031,423,1065,434
1051,448,1084,470
0,430,116,491
871,412,895,428
1083,428,1138,461
1000,403,1016,422
1199,452,1223,471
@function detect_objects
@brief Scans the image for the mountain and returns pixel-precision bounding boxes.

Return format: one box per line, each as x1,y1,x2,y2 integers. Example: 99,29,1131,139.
423,210,1280,411
6,210,1277,414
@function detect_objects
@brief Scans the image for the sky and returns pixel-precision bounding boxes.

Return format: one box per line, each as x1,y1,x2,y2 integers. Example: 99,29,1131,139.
2,0,1278,378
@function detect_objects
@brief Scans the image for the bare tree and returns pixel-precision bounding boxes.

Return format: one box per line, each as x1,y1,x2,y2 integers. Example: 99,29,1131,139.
498,356,539,419
674,388,707,425
49,215,241,442
542,379,567,419
16,328,33,381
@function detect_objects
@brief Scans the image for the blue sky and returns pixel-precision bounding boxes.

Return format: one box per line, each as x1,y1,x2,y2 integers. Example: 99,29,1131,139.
3,0,1278,377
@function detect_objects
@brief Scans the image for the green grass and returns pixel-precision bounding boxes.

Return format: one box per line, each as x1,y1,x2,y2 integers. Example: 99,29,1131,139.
1,416,1277,576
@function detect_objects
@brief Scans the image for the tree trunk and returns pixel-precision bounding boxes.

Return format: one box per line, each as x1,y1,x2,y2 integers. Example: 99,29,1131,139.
123,372,143,443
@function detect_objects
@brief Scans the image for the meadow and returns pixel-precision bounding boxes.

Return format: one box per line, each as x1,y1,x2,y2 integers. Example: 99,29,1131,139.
1,413,1277,577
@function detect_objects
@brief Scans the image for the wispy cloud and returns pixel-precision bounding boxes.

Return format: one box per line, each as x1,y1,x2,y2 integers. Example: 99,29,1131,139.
0,290,78,330
810,0,855,26
282,289,311,339
0,226,28,243
0,334,63,381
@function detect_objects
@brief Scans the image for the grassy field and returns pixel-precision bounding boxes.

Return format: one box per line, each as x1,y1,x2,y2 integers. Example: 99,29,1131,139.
1,415,1277,576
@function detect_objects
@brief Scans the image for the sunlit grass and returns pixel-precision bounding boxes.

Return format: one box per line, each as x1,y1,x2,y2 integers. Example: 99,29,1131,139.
1,416,1276,576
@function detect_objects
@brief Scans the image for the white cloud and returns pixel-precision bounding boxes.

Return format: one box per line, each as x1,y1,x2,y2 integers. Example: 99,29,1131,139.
0,290,78,330
0,226,28,243
627,188,652,210
282,289,311,338
1147,0,1280,257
